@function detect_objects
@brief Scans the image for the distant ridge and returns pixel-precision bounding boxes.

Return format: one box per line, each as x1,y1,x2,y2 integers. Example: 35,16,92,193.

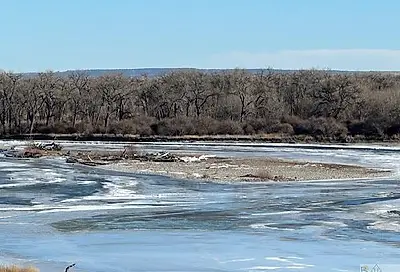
23,68,292,77
18,68,400,77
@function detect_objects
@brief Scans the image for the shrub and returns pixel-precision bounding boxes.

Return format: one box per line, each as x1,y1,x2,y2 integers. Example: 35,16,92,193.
108,120,135,135
290,119,312,135
93,125,106,134
132,116,154,136
386,123,400,137
242,123,255,135
193,117,219,135
271,123,294,135
35,122,77,134
214,120,243,135
282,115,312,135
136,124,153,136
309,117,348,138
35,124,52,134
246,118,280,134
285,116,347,137
347,120,383,137
150,117,195,136
150,119,175,136
246,118,266,133
75,122,94,136
0,265,38,272
173,117,196,135
53,121,77,134
281,115,302,125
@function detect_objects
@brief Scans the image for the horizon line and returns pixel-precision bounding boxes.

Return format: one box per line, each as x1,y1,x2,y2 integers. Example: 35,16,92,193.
3,67,400,74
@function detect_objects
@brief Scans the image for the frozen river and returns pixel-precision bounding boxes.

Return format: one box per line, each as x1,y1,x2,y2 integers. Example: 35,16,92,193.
0,141,400,272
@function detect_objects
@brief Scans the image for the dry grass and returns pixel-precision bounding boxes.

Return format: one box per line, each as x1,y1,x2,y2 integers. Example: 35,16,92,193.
0,265,39,272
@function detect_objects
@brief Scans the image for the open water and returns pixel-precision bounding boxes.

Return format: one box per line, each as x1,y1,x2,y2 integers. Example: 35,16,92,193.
0,141,399,272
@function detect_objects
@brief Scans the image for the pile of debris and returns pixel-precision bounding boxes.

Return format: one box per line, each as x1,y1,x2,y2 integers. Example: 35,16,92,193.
3,148,42,158
66,151,182,166
119,146,179,162
30,142,63,151
0,142,64,158
132,151,181,162
122,151,214,163
66,154,110,166
1,141,214,166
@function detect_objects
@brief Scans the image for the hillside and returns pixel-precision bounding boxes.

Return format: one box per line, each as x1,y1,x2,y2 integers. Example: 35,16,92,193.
19,68,378,78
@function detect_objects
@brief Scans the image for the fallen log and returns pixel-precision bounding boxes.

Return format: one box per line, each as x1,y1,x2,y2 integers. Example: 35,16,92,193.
65,263,76,272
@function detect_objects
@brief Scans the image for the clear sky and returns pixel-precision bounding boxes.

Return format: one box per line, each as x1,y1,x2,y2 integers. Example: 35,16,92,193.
1,0,399,72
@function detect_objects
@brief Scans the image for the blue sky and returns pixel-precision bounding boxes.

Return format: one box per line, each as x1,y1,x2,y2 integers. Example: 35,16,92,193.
1,0,399,72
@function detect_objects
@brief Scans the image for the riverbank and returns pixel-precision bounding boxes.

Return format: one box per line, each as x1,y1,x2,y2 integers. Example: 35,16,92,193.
2,133,400,144
97,155,390,182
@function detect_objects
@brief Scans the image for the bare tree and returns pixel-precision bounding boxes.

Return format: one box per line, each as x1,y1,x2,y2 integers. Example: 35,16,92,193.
23,73,55,134
311,73,360,119
0,68,397,139
67,71,90,127
0,72,22,134
229,69,254,122
95,74,129,131
181,71,215,117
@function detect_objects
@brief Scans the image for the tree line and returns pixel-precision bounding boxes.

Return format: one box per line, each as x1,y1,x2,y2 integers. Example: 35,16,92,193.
0,69,399,141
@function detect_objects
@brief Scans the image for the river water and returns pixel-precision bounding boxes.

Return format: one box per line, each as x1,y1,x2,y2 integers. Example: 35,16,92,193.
0,141,400,272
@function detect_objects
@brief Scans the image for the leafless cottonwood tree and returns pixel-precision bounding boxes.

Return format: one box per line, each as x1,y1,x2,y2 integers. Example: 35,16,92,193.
0,69,399,139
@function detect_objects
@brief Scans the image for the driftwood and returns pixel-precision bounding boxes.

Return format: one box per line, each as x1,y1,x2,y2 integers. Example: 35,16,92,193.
135,151,180,162
66,151,183,166
65,263,75,272
2,148,43,158
66,157,110,166
31,142,63,151
80,160,109,166
388,210,400,216
66,157,79,163
0,142,63,158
